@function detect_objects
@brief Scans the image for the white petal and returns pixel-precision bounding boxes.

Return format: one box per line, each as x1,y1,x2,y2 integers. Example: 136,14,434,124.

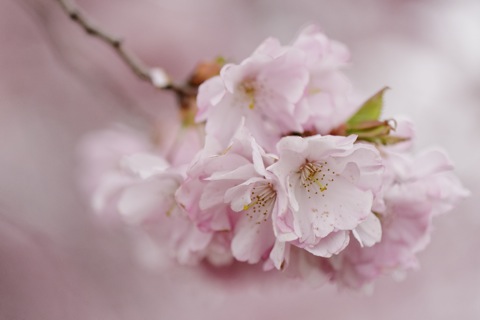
304,231,350,257
118,179,176,225
120,153,169,179
231,214,275,264
269,241,289,270
352,213,382,247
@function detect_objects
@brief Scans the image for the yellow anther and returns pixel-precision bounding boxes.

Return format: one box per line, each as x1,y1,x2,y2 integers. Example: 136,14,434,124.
315,180,327,192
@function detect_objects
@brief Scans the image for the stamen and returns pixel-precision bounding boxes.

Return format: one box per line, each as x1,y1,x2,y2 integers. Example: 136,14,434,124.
298,161,336,197
242,182,276,224
241,80,256,110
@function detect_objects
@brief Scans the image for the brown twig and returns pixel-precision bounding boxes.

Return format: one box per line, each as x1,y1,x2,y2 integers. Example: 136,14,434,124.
55,0,194,99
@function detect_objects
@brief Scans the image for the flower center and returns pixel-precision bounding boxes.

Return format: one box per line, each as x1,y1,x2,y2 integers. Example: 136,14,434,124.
298,161,337,199
240,80,257,109
243,182,276,224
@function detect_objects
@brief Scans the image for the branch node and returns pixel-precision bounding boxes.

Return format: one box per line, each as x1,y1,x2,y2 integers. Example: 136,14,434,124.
112,39,122,48
85,27,95,35
69,11,79,21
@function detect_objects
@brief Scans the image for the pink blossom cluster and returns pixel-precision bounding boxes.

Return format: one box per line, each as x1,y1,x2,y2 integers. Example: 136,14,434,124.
82,25,468,290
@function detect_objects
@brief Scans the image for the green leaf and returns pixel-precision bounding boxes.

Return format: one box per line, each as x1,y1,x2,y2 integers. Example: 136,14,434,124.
347,87,389,127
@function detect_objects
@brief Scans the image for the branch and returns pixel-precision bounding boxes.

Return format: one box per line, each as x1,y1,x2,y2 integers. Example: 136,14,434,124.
55,0,194,99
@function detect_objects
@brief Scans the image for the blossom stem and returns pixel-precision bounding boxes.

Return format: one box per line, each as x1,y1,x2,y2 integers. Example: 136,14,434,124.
55,0,194,100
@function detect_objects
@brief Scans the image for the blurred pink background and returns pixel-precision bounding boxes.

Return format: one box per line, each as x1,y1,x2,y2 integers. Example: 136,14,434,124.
0,0,479,319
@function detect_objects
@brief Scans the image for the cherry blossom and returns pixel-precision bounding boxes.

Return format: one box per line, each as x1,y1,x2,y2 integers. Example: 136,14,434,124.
78,24,468,291
269,134,384,257
196,43,309,151
328,148,469,289
177,126,281,264
291,25,355,135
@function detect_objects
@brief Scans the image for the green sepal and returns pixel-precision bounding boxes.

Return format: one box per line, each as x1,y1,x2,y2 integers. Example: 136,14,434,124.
347,87,389,127
375,135,410,145
347,119,410,146
347,122,391,138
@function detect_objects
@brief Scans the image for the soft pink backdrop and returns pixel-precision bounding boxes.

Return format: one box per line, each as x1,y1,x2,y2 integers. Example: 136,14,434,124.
1,0,479,319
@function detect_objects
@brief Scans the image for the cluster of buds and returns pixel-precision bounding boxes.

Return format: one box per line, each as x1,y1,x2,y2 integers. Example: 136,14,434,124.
81,25,468,290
